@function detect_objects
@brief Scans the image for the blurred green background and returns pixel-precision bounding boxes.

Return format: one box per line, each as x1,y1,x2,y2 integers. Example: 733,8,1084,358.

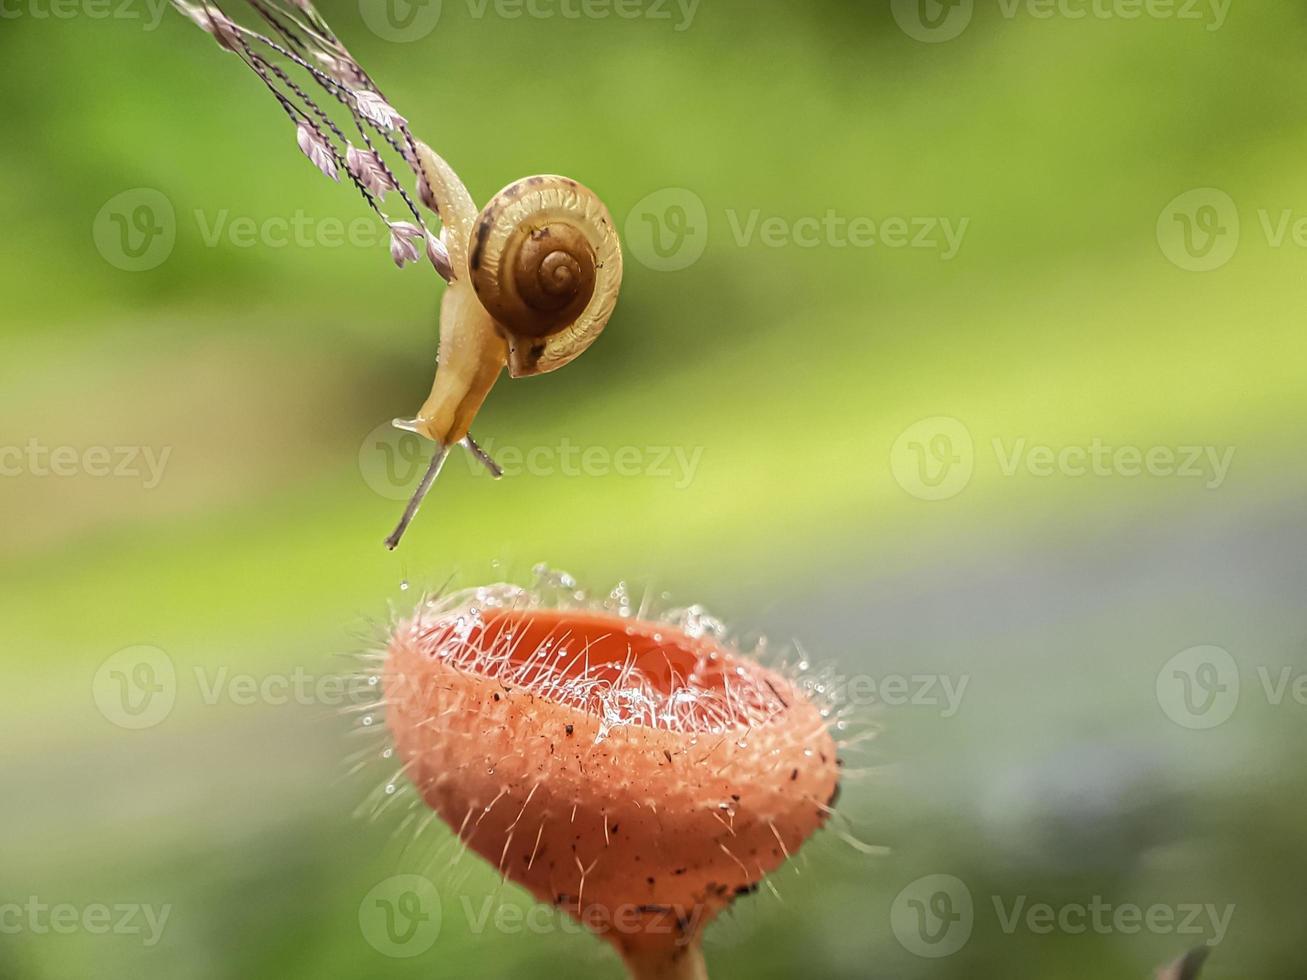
3,1,1307,977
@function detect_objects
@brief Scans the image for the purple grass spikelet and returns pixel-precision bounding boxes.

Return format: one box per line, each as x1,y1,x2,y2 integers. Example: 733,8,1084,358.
297,121,339,181
388,221,424,268
168,0,453,282
346,144,398,200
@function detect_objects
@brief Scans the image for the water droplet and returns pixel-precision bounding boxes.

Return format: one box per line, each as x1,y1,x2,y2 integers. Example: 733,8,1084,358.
669,604,726,639
606,581,632,617
385,783,396,795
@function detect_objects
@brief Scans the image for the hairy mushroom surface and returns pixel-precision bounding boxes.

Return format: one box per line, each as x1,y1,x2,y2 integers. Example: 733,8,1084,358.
383,586,842,978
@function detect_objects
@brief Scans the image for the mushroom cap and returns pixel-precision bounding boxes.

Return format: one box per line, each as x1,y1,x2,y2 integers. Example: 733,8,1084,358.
384,598,840,956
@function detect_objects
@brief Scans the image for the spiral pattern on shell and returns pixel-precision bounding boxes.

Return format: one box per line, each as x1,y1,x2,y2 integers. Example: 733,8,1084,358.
469,175,623,378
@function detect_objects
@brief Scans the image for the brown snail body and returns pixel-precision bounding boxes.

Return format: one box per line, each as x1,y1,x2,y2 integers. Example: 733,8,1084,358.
384,143,623,548
409,142,622,446
163,0,622,548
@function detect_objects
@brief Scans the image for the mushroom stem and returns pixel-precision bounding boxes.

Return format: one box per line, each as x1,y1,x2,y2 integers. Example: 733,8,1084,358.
621,941,708,980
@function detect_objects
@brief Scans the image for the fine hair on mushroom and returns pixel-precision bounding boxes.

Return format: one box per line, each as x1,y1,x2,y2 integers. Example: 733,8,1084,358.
348,570,877,979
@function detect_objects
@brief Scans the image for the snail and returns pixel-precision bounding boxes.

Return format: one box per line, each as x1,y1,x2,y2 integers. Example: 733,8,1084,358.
165,0,623,549
384,142,624,550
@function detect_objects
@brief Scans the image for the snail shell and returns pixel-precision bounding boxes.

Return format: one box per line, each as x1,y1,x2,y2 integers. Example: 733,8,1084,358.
469,175,623,378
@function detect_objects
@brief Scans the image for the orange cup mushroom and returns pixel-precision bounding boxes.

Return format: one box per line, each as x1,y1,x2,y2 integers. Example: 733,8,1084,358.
383,588,841,979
